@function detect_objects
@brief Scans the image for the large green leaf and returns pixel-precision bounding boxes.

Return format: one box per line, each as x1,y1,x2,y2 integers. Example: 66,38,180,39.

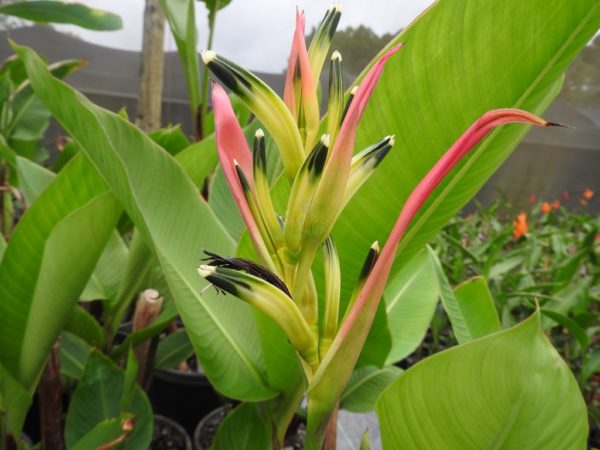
59,331,91,380
210,403,271,450
0,154,121,390
14,153,129,304
65,351,152,450
0,1,122,30
0,361,30,437
70,416,133,450
430,248,500,344
154,328,194,370
15,155,53,206
384,248,438,364
332,0,600,299
453,276,502,338
17,44,277,401
340,365,402,413
159,0,201,109
376,311,588,449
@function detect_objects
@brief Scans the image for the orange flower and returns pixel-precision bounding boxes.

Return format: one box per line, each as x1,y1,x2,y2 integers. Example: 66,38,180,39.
552,199,560,210
583,189,594,201
512,213,528,239
540,202,551,214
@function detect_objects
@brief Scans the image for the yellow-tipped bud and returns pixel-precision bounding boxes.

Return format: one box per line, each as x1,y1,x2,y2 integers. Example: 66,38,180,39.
308,2,343,81
343,135,395,206
204,52,304,178
327,50,344,144
320,236,341,359
197,261,316,357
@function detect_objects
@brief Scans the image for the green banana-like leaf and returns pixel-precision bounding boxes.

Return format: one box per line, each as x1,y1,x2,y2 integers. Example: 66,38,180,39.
376,311,588,449
64,306,104,348
0,361,30,438
332,0,600,299
210,403,271,450
453,276,502,338
16,44,277,401
430,248,499,344
159,0,201,109
384,248,438,364
340,365,402,413
0,1,122,30
154,328,194,370
70,416,132,450
65,351,152,450
59,331,91,380
15,155,53,206
0,154,121,390
15,153,129,305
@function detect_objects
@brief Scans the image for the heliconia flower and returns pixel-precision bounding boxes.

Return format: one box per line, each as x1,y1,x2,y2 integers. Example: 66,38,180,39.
541,202,551,214
343,135,395,207
513,212,528,238
291,45,402,296
211,83,278,272
326,52,344,142
320,236,341,360
201,51,305,178
200,10,563,447
306,109,559,447
307,3,342,84
197,258,318,369
283,8,320,152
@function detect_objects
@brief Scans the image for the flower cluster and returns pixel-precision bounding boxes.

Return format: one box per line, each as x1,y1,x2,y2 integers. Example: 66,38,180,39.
196,4,559,393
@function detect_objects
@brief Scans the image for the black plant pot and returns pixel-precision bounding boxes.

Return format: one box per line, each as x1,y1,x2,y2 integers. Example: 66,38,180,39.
151,415,193,450
147,365,222,437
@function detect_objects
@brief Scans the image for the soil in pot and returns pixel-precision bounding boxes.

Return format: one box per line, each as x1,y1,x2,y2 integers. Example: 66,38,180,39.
147,358,223,436
151,415,193,450
193,406,305,450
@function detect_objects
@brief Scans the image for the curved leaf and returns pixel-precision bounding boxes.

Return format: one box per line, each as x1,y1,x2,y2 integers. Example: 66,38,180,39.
16,44,276,401
430,248,501,343
210,403,271,450
159,0,200,108
340,365,402,413
332,0,600,300
376,312,588,449
0,1,122,30
454,275,502,337
65,351,152,450
0,154,120,389
384,248,438,364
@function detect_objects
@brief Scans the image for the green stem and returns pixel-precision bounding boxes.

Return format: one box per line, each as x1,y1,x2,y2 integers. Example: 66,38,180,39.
199,4,218,140
271,380,305,447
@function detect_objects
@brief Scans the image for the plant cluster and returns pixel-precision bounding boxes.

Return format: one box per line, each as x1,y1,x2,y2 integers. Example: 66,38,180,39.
0,1,598,450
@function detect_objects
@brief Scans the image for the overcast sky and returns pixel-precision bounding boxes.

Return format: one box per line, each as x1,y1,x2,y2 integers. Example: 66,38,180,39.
54,0,434,72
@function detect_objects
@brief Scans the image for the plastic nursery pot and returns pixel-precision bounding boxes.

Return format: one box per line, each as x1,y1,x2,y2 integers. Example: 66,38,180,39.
193,407,306,450
147,361,222,436
151,415,193,450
